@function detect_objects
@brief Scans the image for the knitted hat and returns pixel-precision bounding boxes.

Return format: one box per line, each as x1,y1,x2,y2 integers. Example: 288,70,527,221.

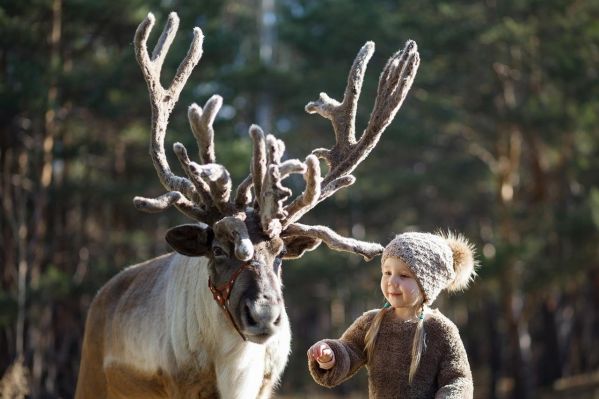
381,231,477,305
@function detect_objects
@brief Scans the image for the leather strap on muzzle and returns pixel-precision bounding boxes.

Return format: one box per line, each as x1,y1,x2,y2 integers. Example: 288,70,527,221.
208,262,253,341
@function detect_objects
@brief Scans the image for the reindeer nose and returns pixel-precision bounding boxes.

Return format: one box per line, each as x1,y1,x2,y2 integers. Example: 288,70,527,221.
243,299,282,336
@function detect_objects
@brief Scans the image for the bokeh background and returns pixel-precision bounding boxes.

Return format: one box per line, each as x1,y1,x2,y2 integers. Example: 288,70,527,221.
1,0,599,397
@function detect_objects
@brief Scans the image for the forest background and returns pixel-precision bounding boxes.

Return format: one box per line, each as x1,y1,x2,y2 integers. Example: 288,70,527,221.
1,0,599,398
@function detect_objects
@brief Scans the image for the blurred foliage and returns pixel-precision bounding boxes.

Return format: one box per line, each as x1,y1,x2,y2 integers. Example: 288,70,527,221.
1,0,598,398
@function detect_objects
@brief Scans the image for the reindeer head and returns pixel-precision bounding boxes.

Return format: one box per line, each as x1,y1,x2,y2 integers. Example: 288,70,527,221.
132,12,419,343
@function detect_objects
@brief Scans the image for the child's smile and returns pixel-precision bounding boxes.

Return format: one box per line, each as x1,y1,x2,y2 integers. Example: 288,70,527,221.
381,257,423,317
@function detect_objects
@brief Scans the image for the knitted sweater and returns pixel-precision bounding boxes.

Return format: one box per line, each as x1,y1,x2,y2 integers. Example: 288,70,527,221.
308,309,473,398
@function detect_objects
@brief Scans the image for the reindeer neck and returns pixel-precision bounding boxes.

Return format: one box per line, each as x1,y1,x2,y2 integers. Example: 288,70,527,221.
164,255,244,359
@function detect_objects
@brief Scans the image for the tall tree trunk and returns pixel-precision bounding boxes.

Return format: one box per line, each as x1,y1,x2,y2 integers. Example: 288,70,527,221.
15,151,29,360
256,0,276,131
539,298,562,386
29,0,62,395
495,127,534,399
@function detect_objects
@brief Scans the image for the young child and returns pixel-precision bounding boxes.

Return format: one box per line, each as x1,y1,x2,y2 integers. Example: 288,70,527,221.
307,232,478,398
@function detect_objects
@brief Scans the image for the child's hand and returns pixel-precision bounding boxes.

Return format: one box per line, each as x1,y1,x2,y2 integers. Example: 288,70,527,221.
308,341,335,369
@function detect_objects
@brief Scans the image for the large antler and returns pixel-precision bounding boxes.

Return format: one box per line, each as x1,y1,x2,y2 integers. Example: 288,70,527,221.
132,12,260,256
289,40,419,223
133,13,244,224
311,41,419,195
132,12,419,262
132,12,207,219
279,40,420,260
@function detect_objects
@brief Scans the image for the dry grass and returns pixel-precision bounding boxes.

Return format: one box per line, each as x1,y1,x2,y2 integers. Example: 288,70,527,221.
0,357,30,399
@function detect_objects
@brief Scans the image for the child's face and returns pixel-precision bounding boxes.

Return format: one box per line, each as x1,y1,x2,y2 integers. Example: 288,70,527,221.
381,257,423,310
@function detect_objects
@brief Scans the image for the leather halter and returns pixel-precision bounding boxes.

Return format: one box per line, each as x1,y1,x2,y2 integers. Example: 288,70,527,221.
208,261,253,341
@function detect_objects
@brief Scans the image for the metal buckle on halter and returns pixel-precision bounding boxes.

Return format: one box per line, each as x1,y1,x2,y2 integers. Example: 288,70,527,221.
208,262,252,341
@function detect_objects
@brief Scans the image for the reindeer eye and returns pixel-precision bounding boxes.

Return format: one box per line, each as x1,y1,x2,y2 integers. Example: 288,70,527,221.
212,246,226,258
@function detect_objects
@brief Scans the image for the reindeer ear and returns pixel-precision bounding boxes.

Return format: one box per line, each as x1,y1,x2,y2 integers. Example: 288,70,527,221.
165,224,214,257
282,236,322,259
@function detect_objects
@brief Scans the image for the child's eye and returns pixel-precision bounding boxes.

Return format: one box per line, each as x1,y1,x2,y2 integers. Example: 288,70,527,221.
384,271,391,276
400,274,410,278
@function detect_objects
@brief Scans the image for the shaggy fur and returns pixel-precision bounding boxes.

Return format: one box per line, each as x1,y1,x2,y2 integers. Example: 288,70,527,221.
75,254,290,399
442,231,478,291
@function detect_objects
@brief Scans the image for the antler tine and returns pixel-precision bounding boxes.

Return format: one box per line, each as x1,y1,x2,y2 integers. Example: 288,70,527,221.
363,40,420,155
173,144,233,216
133,12,206,218
259,139,287,236
188,95,222,164
234,175,253,210
282,223,384,261
173,143,213,207
306,42,374,154
133,192,207,220
193,164,232,214
278,159,306,178
234,134,306,213
250,125,267,208
305,40,420,202
282,155,321,227
266,134,285,165
151,12,178,70
259,134,304,237
260,166,287,237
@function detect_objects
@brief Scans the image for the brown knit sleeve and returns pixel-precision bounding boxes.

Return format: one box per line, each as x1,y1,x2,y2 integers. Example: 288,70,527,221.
434,317,474,399
307,310,375,388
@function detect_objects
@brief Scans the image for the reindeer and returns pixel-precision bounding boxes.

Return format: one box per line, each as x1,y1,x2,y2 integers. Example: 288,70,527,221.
74,11,419,399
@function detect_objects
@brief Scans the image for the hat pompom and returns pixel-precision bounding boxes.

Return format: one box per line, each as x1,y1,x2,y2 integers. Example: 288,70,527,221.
442,231,478,291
